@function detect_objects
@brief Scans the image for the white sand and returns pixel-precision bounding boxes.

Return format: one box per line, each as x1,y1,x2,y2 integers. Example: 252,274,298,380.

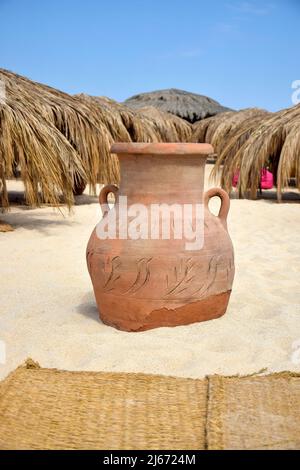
1,165,300,380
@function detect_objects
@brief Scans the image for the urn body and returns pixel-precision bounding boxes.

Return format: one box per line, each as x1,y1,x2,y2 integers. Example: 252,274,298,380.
87,143,234,331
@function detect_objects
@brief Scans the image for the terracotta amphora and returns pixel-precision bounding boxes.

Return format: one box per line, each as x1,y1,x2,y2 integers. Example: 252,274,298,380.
87,143,234,331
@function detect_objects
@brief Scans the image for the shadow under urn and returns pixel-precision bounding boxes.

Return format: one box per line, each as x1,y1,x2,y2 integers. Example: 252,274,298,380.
87,143,234,332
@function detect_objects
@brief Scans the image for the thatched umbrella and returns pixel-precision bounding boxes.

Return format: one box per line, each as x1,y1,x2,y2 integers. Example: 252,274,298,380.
223,105,300,200
124,88,232,123
192,108,270,148
191,110,235,144
76,95,192,142
192,108,270,163
1,70,196,211
193,105,300,200
0,69,130,208
134,106,192,142
75,94,161,143
0,76,86,209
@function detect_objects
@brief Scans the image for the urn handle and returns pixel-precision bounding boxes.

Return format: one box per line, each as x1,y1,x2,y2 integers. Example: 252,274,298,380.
204,188,230,230
99,184,119,216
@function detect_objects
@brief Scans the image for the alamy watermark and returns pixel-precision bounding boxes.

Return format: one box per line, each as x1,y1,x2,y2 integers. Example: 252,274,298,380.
96,196,204,251
291,80,300,105
0,340,6,365
0,79,6,105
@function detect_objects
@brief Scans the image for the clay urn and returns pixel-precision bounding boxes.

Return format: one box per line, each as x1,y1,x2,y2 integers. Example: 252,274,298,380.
87,143,234,331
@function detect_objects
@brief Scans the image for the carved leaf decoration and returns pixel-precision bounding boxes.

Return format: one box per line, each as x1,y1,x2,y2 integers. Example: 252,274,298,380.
164,255,221,300
124,257,152,294
103,256,122,292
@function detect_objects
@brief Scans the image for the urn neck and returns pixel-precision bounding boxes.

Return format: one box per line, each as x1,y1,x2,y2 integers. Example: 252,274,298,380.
117,153,206,205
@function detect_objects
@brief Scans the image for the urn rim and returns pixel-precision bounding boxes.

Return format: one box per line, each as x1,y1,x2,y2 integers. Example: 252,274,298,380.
111,142,214,156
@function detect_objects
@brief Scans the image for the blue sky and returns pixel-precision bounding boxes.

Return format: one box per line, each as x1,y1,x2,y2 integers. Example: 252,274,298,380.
0,0,299,111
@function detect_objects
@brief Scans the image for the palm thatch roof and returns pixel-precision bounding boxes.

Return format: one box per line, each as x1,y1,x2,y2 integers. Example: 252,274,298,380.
0,69,127,209
192,108,270,148
76,95,192,142
192,106,300,199
75,94,161,143
0,71,195,211
75,93,192,142
133,106,192,142
124,88,232,123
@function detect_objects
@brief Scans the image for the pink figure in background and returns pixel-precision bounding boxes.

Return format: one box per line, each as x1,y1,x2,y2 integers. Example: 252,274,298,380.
260,168,274,189
232,171,240,188
232,169,273,190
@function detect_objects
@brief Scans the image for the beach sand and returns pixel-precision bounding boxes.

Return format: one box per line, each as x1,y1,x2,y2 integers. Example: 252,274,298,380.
1,165,300,380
